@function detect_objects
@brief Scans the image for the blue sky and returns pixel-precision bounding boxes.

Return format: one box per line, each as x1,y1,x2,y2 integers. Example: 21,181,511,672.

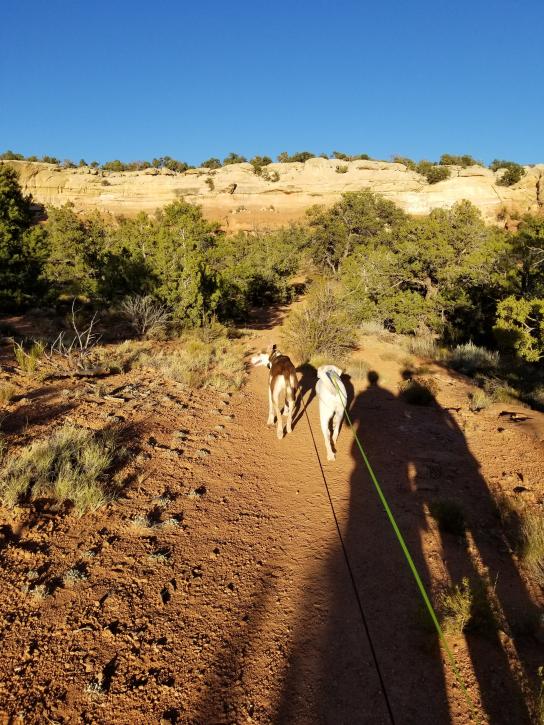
1,0,543,165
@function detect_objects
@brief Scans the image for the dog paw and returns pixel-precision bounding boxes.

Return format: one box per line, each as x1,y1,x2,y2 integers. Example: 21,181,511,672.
276,429,284,440
327,452,336,461
267,418,274,426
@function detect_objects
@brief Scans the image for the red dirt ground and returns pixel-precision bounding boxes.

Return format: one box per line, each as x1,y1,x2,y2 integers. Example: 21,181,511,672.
0,307,543,724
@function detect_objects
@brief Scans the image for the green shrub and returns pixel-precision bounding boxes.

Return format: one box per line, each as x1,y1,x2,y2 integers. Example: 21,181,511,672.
281,281,356,364
335,164,349,174
490,160,526,186
494,296,544,362
201,158,222,169
250,156,272,174
223,152,247,166
392,156,417,170
439,154,482,167
0,424,117,513
448,341,499,376
416,161,451,184
277,151,315,163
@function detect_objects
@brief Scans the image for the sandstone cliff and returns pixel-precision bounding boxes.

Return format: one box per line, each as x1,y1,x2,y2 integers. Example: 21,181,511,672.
3,158,543,230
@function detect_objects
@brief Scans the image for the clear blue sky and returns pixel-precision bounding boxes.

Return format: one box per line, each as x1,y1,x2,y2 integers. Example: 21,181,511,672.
1,0,543,165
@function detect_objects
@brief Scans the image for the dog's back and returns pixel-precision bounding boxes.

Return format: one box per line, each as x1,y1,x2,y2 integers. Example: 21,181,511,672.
270,353,298,397
316,365,347,461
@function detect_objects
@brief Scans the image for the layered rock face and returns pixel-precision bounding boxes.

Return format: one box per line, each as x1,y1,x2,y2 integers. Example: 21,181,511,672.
3,158,543,229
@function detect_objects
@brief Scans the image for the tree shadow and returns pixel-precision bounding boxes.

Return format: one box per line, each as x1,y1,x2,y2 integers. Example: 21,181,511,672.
277,371,539,724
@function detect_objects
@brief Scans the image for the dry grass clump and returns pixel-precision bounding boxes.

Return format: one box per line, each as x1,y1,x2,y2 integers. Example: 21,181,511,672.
139,331,245,391
438,576,499,637
468,388,493,412
120,295,170,340
0,424,117,514
14,341,45,374
448,341,499,376
495,494,544,586
521,511,544,586
0,382,17,405
281,282,356,365
345,358,370,381
403,335,442,360
398,376,438,406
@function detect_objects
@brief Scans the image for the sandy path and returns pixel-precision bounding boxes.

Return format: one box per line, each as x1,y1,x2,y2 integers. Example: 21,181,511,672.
1,305,543,724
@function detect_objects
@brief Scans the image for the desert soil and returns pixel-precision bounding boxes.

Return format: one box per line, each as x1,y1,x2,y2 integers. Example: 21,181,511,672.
0,306,543,725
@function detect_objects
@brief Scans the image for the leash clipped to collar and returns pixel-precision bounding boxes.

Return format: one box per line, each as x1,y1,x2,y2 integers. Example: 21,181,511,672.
326,372,481,723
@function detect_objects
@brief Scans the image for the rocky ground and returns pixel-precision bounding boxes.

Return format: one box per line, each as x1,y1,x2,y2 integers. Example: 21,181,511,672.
0,307,543,724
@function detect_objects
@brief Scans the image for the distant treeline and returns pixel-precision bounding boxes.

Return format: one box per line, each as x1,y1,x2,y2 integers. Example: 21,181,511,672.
0,149,527,186
1,164,543,362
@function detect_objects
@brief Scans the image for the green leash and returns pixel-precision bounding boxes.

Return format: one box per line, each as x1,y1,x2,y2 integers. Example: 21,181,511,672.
326,371,481,723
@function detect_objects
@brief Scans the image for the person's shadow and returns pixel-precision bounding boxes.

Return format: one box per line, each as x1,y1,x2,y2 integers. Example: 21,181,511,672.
277,371,538,724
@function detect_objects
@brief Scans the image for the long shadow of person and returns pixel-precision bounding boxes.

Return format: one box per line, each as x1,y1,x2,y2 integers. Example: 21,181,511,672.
277,371,538,724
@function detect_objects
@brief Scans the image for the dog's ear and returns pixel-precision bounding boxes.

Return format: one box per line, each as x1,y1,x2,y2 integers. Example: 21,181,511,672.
271,344,277,352
334,366,343,377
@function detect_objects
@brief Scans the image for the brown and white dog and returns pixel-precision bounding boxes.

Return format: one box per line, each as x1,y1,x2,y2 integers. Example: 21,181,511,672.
251,345,298,439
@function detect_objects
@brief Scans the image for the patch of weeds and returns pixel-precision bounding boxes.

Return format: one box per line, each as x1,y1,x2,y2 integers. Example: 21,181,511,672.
14,340,45,375
521,511,544,586
63,566,89,586
402,336,441,360
398,377,437,406
0,424,118,513
495,495,544,584
158,517,181,529
359,320,388,337
468,388,493,412
448,342,499,377
154,491,175,508
429,499,466,537
148,547,171,564
139,328,245,391
346,358,370,381
0,382,17,404
379,350,399,362
85,680,105,697
131,514,153,530
438,576,499,637
25,582,51,600
437,578,472,635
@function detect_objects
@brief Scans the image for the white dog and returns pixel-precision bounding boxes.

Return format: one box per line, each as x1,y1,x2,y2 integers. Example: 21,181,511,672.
316,365,347,461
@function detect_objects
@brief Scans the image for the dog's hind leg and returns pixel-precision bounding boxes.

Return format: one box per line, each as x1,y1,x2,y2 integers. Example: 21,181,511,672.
320,407,335,461
285,384,295,434
272,378,284,439
267,382,275,426
332,409,343,446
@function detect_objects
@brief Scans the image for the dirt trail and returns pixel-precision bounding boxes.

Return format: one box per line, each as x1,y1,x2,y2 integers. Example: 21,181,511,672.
0,305,543,724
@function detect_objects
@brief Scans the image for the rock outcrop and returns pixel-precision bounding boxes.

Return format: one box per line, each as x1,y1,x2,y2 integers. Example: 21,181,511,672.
3,158,543,229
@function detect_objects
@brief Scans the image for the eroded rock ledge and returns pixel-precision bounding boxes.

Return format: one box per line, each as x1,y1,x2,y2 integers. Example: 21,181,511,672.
3,158,543,230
